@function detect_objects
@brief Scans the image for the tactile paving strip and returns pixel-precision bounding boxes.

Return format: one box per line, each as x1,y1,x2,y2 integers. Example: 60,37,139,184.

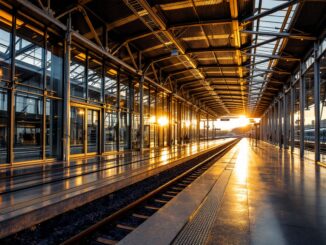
172,167,233,245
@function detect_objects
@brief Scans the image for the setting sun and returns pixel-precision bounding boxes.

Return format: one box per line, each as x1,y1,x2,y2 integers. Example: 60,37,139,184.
238,116,250,127
215,116,251,131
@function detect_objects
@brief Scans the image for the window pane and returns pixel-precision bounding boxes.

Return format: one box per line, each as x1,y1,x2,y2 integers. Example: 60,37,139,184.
14,92,43,161
46,99,61,158
104,73,117,107
0,88,8,163
70,107,85,154
120,81,129,109
70,52,86,99
132,113,140,148
87,109,99,153
15,20,44,92
88,57,102,102
120,111,130,150
105,111,117,152
46,37,63,97
0,9,12,86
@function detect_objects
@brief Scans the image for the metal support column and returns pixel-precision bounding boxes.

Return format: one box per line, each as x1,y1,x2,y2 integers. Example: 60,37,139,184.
276,103,279,145
180,102,183,144
268,111,271,141
283,87,288,149
290,85,295,151
155,90,158,147
266,116,269,141
265,116,268,141
8,11,16,164
261,117,265,140
278,98,282,148
100,62,105,155
116,72,120,151
269,110,272,142
266,112,269,141
314,42,321,162
299,62,305,158
128,78,134,150
188,106,192,142
270,107,273,143
63,16,72,162
206,113,209,141
85,50,89,100
139,76,144,151
168,94,172,146
272,104,276,144
42,29,48,160
197,111,200,142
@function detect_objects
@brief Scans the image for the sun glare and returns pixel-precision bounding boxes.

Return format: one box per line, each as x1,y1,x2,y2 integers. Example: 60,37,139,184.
238,116,250,127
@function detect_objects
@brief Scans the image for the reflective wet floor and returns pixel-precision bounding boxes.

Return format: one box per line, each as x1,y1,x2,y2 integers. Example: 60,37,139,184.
0,139,232,214
207,138,326,245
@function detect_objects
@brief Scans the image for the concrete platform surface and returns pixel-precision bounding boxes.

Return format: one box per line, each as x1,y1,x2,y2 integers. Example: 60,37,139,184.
119,138,326,245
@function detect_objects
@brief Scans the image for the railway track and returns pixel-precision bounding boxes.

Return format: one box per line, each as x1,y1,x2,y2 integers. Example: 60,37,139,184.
61,139,239,245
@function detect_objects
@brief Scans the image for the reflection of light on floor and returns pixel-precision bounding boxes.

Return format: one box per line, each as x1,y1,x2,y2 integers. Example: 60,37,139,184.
160,149,169,163
75,167,82,186
185,145,191,155
64,163,71,189
235,139,249,185
106,168,117,177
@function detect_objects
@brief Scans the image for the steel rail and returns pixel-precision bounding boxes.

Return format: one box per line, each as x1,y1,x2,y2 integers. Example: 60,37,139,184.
61,138,240,245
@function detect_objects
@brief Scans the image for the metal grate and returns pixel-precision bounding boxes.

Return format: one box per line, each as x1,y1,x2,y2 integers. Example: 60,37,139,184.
172,169,232,245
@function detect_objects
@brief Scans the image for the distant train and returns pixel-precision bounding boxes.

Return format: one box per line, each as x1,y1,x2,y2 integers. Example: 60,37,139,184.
297,128,326,143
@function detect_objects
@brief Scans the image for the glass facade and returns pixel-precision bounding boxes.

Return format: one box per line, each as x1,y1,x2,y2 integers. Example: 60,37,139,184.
0,8,206,164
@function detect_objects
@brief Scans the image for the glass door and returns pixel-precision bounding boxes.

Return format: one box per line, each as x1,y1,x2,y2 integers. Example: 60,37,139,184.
70,107,85,154
104,111,117,152
70,106,100,156
87,109,99,153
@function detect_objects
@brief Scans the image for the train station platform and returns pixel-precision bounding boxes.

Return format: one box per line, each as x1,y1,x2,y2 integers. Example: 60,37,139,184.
0,138,234,238
119,138,326,245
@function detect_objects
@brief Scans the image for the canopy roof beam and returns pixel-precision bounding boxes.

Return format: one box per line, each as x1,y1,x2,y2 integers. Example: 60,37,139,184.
241,0,299,24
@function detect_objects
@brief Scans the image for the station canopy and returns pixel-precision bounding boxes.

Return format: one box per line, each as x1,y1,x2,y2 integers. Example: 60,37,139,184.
14,0,326,117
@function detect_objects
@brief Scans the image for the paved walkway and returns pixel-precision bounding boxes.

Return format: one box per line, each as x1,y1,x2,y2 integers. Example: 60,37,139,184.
119,138,326,245
206,138,326,245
